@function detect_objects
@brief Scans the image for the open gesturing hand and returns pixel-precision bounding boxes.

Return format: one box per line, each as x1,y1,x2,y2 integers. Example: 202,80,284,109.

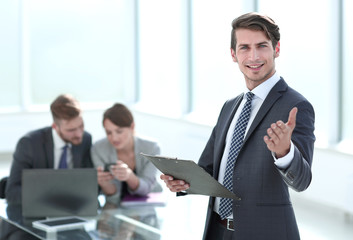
263,107,297,158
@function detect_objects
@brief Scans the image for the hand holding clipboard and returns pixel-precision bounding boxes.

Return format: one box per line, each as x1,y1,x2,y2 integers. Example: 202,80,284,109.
141,153,240,200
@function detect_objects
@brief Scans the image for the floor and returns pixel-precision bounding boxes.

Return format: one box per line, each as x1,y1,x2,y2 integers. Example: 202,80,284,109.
293,196,353,240
1,153,352,240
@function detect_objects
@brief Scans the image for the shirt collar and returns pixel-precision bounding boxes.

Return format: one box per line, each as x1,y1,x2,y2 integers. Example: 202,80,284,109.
52,128,70,149
244,72,281,100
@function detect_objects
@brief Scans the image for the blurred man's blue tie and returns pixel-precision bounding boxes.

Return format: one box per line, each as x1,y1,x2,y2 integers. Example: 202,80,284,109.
59,144,68,169
219,92,254,219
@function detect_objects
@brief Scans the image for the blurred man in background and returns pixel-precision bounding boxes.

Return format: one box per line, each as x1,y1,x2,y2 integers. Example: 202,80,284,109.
6,94,93,205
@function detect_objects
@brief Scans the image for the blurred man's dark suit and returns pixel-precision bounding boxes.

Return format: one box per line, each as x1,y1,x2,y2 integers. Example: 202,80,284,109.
5,127,93,205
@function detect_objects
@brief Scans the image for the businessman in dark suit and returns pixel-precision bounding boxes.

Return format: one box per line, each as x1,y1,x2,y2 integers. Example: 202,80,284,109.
161,12,315,240
5,94,93,205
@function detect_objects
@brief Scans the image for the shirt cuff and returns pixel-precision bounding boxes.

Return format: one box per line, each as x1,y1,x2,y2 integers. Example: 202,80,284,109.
272,141,294,169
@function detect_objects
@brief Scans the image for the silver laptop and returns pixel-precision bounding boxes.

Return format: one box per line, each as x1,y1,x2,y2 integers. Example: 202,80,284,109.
22,168,98,218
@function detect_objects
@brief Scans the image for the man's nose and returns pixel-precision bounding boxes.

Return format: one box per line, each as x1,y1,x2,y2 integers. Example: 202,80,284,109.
249,48,259,60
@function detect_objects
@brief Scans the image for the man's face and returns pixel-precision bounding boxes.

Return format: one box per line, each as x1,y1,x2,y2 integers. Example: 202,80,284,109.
53,116,84,145
231,28,280,90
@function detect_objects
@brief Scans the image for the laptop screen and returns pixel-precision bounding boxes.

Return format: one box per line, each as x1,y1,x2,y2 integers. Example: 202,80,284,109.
22,168,98,218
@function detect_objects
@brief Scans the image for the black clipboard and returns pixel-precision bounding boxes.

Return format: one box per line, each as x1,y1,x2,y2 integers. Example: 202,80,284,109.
141,153,240,200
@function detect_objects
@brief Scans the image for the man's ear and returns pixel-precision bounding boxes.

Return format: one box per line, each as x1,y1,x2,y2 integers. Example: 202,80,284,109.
231,48,237,62
275,41,280,58
52,122,58,131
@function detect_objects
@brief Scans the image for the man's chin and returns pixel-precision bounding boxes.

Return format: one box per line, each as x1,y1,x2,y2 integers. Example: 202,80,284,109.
70,139,83,145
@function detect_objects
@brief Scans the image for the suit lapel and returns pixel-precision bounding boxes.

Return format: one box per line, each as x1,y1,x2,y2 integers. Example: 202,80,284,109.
244,79,288,143
215,79,287,168
72,145,82,168
215,94,244,167
221,94,244,140
44,128,54,168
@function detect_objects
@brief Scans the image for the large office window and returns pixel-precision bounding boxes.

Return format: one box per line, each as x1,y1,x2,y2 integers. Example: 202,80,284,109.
136,0,189,118
189,0,247,126
7,0,136,108
258,0,337,146
0,0,352,154
342,0,353,143
0,0,21,110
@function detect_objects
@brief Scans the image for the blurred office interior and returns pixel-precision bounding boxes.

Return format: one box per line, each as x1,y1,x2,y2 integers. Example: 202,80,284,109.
0,0,353,239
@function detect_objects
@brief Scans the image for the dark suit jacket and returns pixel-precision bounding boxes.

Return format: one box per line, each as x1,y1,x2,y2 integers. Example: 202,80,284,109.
5,127,93,205
199,79,315,240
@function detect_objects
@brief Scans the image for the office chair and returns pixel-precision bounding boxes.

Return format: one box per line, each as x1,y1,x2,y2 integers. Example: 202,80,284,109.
0,177,8,199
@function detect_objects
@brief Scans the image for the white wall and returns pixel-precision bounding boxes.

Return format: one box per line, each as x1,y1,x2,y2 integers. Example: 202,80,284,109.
1,109,353,214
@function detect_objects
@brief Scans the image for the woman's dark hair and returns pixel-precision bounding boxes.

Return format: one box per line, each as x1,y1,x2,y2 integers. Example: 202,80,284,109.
103,103,134,127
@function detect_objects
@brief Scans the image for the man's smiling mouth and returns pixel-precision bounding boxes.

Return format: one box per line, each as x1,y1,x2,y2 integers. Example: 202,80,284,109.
247,64,264,69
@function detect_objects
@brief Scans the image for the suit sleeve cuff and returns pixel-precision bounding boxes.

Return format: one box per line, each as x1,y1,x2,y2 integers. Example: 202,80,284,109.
272,141,294,169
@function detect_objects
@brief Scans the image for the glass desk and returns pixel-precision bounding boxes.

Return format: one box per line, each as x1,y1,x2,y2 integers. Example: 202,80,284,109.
0,194,208,240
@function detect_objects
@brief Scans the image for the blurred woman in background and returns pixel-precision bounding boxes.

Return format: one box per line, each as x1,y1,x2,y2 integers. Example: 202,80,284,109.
91,103,162,204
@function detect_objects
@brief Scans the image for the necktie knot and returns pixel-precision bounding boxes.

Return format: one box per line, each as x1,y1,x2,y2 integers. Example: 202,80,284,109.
245,92,254,102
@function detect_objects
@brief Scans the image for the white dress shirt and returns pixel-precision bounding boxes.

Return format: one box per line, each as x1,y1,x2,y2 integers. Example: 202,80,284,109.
214,72,294,217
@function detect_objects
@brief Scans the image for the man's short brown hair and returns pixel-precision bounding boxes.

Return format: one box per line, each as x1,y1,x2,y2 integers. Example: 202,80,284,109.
50,94,81,123
231,12,280,51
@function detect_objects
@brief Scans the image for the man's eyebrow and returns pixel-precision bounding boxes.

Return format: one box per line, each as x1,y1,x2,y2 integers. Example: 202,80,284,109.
237,41,270,48
67,123,84,131
257,41,270,46
237,43,249,48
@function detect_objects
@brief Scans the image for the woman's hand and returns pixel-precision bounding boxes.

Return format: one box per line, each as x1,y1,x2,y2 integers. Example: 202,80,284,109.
110,160,139,191
97,166,116,195
97,166,114,186
110,160,133,181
